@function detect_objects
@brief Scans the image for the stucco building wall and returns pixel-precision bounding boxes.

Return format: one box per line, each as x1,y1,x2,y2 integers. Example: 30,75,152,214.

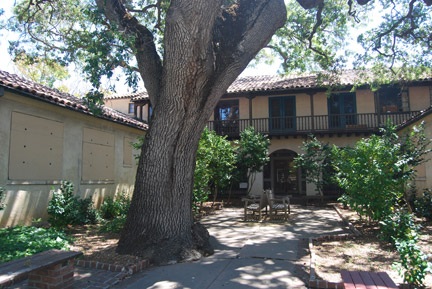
0,91,145,227
104,98,133,116
398,113,432,196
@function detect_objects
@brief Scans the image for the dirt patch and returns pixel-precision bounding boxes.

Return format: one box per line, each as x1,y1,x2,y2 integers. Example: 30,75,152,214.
67,225,143,266
66,202,224,267
313,204,432,287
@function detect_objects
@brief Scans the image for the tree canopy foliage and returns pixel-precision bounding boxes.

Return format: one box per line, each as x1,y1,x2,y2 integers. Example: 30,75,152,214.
13,52,70,92
3,0,431,97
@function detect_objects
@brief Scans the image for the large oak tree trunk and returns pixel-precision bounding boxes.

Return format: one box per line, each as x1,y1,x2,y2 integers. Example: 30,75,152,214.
114,0,287,264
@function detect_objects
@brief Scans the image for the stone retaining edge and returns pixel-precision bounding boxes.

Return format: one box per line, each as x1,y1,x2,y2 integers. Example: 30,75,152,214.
75,259,149,277
332,204,361,236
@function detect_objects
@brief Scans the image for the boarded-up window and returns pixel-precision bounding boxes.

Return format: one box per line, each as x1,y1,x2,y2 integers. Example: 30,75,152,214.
9,112,64,180
123,137,133,166
82,128,115,180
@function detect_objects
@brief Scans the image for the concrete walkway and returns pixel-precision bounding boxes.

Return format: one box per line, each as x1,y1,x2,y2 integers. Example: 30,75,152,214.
116,205,349,289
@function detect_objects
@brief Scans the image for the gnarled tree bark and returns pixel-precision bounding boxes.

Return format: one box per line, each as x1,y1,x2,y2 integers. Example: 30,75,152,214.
99,0,286,264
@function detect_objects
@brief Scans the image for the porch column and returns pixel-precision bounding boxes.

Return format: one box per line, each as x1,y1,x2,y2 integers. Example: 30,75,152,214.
375,91,381,127
247,94,255,127
308,92,315,132
306,182,318,196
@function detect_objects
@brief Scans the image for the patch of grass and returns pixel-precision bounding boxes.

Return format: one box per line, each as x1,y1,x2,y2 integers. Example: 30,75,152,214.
0,226,70,264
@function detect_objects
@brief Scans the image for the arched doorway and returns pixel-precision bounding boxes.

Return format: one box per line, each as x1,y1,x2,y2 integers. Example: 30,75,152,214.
263,149,305,196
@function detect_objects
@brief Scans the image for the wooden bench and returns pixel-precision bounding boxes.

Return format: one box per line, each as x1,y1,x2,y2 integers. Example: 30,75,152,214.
0,249,82,289
341,270,398,289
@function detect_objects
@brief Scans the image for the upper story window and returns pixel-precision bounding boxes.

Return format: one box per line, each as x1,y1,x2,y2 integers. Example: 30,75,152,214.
214,100,239,136
214,100,239,121
328,92,357,128
269,96,296,131
377,87,408,113
128,103,134,114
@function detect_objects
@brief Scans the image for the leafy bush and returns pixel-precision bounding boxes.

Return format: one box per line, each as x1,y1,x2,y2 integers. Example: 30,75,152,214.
335,122,431,222
0,225,70,264
295,136,336,196
193,128,236,211
47,181,98,227
379,209,420,245
99,216,127,233
0,187,5,211
393,238,432,287
100,192,131,220
414,189,432,220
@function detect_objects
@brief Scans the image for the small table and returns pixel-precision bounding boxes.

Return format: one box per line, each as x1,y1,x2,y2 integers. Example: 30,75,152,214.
341,270,398,289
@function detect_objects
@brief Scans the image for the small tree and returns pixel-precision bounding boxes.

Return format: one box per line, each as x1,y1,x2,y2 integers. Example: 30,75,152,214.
334,122,431,221
294,135,335,196
235,127,270,195
193,128,236,211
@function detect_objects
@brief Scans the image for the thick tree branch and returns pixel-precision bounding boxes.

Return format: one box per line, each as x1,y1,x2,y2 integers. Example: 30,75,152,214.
373,0,420,55
95,0,162,106
198,0,287,124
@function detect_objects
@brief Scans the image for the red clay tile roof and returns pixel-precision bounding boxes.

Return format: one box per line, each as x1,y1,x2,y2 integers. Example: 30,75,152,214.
114,70,432,99
0,70,148,131
104,91,149,101
227,70,432,94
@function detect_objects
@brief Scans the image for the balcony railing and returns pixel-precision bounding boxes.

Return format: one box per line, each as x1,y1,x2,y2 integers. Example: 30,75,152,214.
206,111,419,137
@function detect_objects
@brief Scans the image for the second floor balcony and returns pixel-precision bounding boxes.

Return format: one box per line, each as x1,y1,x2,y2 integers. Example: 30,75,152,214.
206,111,420,138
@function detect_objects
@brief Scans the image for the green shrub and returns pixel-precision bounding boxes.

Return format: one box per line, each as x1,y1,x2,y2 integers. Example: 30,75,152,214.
335,122,431,222
47,181,98,227
99,216,127,233
379,208,420,245
100,192,131,220
193,128,236,212
0,225,70,264
393,238,432,287
0,187,5,211
414,189,432,220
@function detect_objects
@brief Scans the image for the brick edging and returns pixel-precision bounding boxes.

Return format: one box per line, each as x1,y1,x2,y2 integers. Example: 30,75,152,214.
307,205,361,289
308,236,346,289
75,259,149,276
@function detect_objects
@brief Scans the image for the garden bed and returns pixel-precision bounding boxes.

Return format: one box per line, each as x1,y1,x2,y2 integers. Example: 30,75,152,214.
67,201,224,267
312,204,432,287
67,224,145,266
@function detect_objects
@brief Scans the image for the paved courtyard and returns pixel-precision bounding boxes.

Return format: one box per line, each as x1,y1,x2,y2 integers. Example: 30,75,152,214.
115,205,349,289
7,205,348,289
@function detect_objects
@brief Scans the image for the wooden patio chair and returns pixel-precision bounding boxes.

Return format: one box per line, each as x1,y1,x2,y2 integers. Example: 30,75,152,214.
265,189,290,221
242,193,268,221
